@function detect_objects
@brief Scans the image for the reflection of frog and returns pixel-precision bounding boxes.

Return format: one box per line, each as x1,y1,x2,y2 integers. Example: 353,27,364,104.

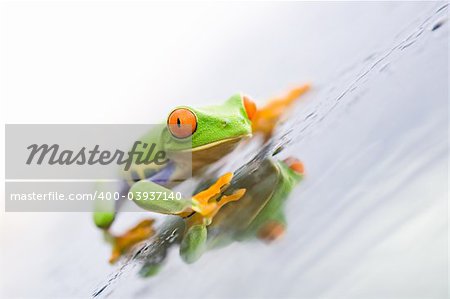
94,84,310,263
137,156,304,276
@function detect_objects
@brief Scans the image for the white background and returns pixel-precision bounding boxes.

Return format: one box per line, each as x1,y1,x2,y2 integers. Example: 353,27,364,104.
0,2,448,298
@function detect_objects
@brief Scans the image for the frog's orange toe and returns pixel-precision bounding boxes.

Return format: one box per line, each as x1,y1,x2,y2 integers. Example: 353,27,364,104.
192,172,234,216
243,95,257,121
208,188,246,219
191,173,245,223
109,249,121,264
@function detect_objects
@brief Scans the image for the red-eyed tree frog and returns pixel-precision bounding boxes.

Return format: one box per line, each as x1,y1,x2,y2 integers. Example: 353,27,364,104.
93,84,310,263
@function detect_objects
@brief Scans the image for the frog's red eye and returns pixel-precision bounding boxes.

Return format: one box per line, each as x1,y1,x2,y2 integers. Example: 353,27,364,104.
283,157,305,175
167,108,197,139
243,95,257,121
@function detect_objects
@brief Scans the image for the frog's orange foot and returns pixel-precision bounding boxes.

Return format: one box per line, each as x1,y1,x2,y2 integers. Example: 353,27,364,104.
252,83,311,140
191,173,245,222
209,188,246,219
109,219,155,264
191,172,233,216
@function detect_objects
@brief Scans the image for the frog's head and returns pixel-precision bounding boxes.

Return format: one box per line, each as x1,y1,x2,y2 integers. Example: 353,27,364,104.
161,94,256,169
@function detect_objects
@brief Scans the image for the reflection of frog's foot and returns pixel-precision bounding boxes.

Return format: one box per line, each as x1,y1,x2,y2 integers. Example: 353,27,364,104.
191,173,246,223
109,219,155,264
257,221,286,243
252,83,311,140
283,157,305,175
139,263,162,277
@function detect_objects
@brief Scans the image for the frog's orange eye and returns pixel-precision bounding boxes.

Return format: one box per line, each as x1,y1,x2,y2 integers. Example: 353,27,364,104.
243,95,257,121
167,108,197,139
283,157,305,175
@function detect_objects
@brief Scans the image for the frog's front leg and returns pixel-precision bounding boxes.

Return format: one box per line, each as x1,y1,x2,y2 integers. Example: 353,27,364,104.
179,223,207,263
130,172,244,219
130,173,245,263
130,180,194,215
179,180,245,263
251,83,311,140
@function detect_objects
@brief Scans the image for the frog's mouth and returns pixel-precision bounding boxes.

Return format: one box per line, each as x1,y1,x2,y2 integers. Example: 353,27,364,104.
168,134,251,173
190,134,251,152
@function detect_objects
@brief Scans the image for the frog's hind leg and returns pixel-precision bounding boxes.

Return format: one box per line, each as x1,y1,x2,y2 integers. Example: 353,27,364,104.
181,197,239,263
107,218,156,264
251,83,311,140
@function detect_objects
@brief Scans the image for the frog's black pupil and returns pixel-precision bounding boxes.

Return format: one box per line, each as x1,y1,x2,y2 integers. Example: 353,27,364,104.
177,118,181,128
